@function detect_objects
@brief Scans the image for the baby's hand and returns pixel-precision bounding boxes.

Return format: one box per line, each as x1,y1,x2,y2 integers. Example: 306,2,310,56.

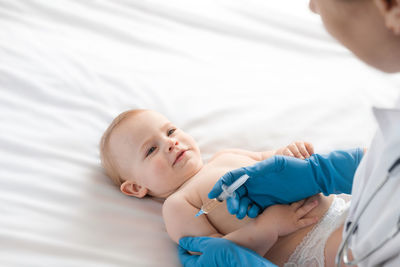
259,198,320,237
275,141,314,159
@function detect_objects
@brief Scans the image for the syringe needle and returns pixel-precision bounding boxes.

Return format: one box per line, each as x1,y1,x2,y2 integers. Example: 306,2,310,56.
195,174,250,218
195,209,204,217
194,198,223,217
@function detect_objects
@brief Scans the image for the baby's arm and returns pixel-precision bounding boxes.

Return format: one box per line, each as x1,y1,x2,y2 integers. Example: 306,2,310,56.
163,194,319,256
223,198,319,256
212,141,314,162
163,195,222,244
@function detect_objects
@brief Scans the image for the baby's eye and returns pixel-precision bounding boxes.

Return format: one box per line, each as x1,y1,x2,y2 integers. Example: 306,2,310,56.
167,128,176,136
146,146,156,157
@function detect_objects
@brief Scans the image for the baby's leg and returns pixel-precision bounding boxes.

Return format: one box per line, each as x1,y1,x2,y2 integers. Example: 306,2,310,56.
325,224,344,267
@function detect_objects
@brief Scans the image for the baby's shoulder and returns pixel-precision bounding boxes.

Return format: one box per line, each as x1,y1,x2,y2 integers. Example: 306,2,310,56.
162,192,185,211
162,191,196,217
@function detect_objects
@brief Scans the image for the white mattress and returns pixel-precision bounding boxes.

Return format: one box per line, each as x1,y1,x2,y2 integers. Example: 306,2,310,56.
1,0,399,266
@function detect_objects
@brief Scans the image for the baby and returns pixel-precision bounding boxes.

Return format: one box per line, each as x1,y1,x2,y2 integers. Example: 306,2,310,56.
100,109,348,266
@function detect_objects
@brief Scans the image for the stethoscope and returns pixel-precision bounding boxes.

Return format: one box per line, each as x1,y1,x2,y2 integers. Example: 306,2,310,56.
336,157,400,267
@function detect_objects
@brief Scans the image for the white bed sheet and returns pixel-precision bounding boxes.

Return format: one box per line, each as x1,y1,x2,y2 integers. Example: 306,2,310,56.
1,0,399,266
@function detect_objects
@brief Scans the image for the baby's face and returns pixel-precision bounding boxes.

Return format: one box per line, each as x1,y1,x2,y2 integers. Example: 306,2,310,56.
109,110,203,198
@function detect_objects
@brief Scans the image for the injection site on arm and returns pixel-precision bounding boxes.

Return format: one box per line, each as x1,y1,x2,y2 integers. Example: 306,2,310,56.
195,174,250,217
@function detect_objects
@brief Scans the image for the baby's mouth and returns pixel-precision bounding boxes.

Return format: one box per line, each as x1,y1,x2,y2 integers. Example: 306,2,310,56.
173,150,187,166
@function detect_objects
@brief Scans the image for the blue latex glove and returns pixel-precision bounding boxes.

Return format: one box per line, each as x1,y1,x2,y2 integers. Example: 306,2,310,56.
209,148,363,218
178,236,277,267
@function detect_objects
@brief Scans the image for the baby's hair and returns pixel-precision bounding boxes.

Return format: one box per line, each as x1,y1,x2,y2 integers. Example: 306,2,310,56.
100,109,147,187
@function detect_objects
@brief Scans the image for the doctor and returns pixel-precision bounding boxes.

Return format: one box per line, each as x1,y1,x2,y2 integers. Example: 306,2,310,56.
178,0,400,266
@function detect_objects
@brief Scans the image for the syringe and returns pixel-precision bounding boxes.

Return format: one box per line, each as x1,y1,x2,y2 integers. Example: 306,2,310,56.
195,174,250,217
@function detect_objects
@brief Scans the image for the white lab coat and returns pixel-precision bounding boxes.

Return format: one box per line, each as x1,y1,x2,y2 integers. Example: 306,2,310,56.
344,99,400,266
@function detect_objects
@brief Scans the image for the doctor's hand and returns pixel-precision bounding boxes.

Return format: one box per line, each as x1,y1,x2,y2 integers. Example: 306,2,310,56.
209,148,364,219
178,236,277,267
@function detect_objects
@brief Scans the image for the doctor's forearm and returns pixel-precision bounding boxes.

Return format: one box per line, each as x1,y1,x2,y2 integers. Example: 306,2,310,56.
312,148,364,195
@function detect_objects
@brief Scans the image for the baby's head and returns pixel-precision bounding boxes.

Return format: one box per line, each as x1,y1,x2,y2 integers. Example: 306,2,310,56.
100,109,203,199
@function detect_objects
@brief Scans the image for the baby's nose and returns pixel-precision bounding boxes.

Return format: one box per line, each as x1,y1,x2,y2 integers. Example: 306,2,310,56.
167,139,179,152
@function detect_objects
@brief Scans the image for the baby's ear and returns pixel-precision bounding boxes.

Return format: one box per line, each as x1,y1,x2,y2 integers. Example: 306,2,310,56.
120,181,148,198
374,0,400,34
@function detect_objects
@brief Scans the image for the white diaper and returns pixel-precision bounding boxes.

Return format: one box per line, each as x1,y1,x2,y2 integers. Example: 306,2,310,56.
284,197,350,267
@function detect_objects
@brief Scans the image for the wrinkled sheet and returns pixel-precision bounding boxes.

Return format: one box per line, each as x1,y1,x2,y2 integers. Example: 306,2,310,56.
1,0,399,266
